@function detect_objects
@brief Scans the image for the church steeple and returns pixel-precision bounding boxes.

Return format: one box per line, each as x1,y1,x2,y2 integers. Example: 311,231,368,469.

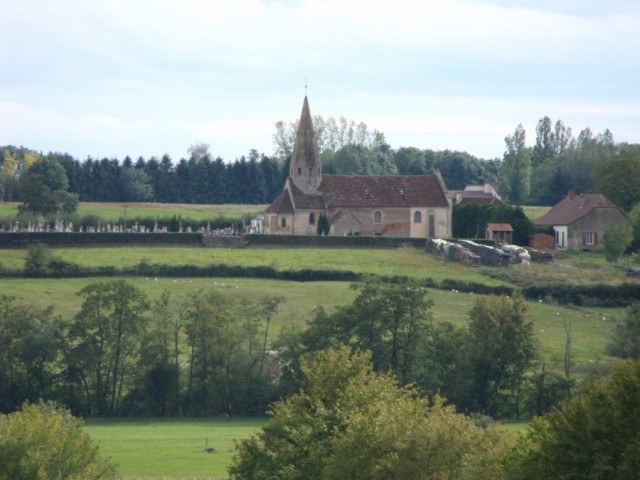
290,96,322,194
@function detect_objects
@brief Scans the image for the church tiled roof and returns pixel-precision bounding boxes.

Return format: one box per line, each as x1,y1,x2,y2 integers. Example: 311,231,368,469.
289,182,325,209
319,174,449,208
265,190,294,214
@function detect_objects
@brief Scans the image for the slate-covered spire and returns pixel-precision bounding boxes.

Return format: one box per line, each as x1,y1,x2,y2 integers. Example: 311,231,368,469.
290,96,322,194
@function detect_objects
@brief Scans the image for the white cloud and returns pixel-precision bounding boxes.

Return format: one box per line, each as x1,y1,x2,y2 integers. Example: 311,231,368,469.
1,0,639,160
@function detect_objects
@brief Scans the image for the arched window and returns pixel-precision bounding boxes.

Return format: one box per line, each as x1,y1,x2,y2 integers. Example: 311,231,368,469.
309,212,315,225
297,167,302,175
281,217,287,228
414,211,422,223
374,211,382,224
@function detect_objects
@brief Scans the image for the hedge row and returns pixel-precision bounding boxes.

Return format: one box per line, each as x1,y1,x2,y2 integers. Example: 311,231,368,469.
522,282,640,307
245,234,426,248
0,232,203,247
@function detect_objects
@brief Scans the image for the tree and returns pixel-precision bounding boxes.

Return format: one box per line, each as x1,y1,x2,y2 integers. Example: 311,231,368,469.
0,150,19,201
229,347,512,480
300,277,434,384
499,124,531,205
607,302,640,359
119,167,154,201
630,202,640,252
602,222,633,264
316,213,330,235
66,280,149,415
505,360,640,480
0,297,64,412
465,293,537,417
0,401,118,479
594,148,640,213
18,157,79,216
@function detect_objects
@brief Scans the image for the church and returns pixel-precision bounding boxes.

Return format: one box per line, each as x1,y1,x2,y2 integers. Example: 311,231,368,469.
264,96,452,238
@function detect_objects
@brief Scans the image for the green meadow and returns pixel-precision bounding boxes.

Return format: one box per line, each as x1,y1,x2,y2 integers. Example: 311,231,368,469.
84,417,264,480
0,202,266,222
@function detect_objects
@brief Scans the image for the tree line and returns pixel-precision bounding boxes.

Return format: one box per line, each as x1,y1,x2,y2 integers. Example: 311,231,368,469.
0,274,564,420
2,115,639,212
498,117,640,210
0,280,286,417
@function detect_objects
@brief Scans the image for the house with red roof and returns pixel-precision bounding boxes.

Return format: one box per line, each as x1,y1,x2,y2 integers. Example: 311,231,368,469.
265,96,452,238
533,190,629,250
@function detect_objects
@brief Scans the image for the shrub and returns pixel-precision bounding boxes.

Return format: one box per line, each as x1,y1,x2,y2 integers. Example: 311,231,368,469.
0,402,118,479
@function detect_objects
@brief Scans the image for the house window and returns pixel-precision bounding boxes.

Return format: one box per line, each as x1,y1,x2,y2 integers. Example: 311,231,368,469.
374,211,382,224
414,211,422,223
281,217,287,228
585,231,596,245
309,212,315,225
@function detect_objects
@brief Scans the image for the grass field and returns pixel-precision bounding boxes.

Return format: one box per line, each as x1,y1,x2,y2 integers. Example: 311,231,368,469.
84,417,264,480
0,274,619,371
0,245,503,285
0,202,267,222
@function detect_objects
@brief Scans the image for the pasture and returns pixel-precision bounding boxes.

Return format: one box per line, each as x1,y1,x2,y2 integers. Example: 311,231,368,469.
84,417,264,480
0,202,266,223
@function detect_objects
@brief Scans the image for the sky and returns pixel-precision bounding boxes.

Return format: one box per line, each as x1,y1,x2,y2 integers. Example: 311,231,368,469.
1,0,639,163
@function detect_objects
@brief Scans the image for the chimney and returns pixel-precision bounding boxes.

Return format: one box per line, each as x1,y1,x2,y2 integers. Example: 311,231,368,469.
568,189,575,200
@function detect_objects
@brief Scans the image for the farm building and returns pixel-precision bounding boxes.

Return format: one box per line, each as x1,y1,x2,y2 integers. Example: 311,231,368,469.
533,190,630,250
264,96,452,238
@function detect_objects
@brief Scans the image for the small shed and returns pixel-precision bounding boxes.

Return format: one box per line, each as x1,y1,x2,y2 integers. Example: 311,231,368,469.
486,223,513,243
528,233,554,250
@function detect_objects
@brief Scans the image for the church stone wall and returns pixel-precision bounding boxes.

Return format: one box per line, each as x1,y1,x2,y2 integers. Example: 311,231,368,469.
292,209,321,235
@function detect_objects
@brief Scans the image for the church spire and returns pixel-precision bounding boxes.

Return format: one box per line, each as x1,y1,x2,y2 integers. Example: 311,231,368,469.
290,95,322,194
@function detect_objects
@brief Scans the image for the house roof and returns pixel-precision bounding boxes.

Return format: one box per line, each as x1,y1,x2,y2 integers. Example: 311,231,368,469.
319,174,450,208
533,193,620,226
487,223,513,231
448,184,504,206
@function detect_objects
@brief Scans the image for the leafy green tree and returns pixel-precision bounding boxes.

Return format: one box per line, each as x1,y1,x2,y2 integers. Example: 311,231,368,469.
66,280,150,415
119,167,154,201
607,302,640,359
594,147,640,213
505,360,640,480
465,293,537,417
134,290,183,416
499,124,531,205
603,222,633,264
23,243,56,275
0,297,64,412
0,150,19,201
229,347,512,480
18,157,79,216
300,277,433,384
0,401,118,479
182,289,278,415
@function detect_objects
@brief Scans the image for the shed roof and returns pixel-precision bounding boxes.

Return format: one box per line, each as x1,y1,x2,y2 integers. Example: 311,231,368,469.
487,223,513,231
